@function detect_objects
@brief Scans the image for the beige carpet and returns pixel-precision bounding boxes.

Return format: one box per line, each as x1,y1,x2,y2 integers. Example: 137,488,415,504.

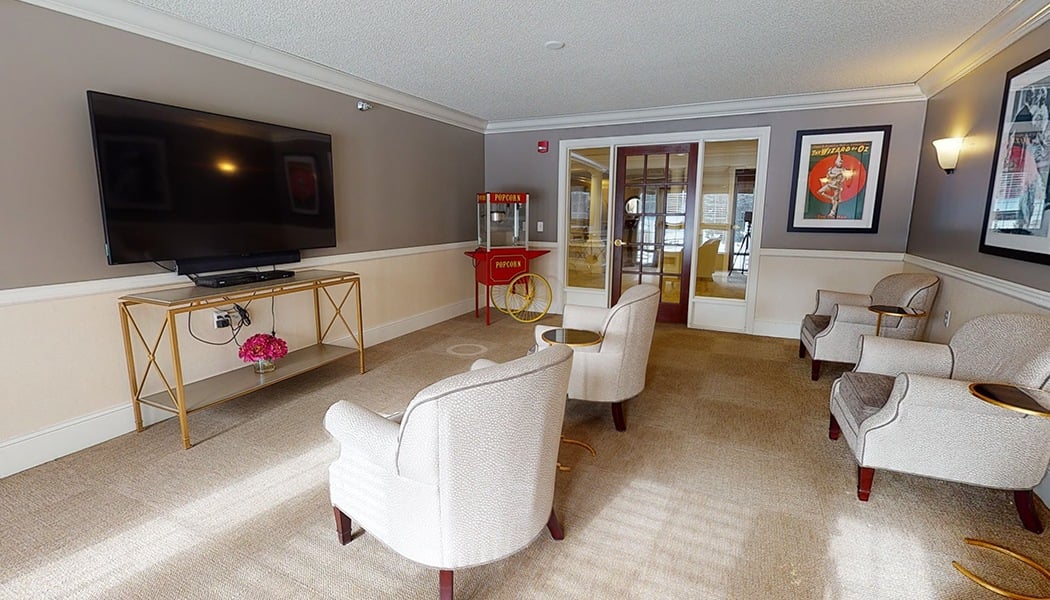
2,313,1048,599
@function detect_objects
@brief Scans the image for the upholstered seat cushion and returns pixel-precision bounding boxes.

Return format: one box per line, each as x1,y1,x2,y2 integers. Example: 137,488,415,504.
802,314,831,339
836,371,894,424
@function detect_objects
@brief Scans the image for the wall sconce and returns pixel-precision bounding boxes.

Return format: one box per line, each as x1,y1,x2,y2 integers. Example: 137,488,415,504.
932,137,964,174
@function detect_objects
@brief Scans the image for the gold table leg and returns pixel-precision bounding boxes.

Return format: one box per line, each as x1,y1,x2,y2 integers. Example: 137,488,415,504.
953,538,1050,600
557,436,597,472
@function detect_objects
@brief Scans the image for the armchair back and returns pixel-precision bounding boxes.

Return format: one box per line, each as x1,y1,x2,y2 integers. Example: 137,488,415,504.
395,344,574,566
595,284,660,398
869,273,940,334
948,313,1050,389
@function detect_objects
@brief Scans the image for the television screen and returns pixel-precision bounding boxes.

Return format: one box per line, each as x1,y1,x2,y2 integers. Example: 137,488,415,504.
87,91,336,271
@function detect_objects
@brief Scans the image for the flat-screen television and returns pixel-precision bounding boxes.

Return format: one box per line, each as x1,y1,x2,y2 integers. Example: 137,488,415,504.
86,91,337,274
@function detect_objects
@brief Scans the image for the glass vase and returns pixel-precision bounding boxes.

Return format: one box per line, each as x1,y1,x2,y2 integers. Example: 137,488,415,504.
253,358,276,374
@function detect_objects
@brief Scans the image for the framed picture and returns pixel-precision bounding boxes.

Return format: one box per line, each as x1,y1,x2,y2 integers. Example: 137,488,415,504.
979,49,1050,265
787,125,891,233
284,155,319,215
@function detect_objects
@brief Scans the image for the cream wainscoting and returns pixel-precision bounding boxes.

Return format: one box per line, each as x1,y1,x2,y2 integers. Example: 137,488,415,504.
903,255,1050,342
751,249,906,339
0,243,476,477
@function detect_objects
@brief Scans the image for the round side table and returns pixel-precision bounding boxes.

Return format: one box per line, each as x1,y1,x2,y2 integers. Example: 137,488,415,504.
867,304,926,336
541,327,602,348
952,382,1050,599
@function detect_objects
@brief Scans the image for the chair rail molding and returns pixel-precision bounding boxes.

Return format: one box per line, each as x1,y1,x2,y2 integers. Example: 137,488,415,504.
904,254,1050,309
0,241,478,307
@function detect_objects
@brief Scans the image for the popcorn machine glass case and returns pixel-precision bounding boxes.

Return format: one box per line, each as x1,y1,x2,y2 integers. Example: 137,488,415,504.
477,192,529,249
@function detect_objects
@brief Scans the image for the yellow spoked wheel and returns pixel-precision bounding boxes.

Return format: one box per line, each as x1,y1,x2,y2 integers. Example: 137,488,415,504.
504,272,552,323
489,284,511,313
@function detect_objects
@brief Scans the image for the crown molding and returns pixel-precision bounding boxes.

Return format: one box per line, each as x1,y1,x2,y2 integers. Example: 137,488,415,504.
484,85,927,134
20,0,487,133
21,0,1047,137
917,0,1050,98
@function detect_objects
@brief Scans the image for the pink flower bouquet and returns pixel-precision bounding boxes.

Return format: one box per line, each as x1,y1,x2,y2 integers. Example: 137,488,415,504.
238,333,289,363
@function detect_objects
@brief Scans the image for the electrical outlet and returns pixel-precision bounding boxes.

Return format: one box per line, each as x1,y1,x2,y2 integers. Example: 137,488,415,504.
536,221,544,233
213,309,231,328
943,310,951,328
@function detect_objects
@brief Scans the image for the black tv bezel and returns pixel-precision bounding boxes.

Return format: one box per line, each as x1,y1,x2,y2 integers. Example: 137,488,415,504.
86,90,337,274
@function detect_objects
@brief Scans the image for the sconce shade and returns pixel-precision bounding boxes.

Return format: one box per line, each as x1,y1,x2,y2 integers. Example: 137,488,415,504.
932,137,963,174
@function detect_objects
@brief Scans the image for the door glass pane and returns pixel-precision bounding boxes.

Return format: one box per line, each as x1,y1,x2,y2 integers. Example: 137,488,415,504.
625,155,645,184
661,275,681,302
643,188,659,213
695,140,758,300
663,247,683,274
640,216,658,244
641,246,661,272
566,147,611,289
646,154,667,181
667,185,687,214
668,153,689,183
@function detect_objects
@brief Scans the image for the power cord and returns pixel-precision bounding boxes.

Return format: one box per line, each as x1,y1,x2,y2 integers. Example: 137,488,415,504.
233,303,251,327
186,308,244,346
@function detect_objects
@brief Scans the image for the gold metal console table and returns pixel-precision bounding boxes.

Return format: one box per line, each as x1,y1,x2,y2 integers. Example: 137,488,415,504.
119,270,364,449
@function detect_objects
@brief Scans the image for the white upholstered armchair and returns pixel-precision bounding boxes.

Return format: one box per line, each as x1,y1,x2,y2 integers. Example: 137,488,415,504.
324,344,574,599
800,272,940,380
828,313,1050,532
534,284,660,431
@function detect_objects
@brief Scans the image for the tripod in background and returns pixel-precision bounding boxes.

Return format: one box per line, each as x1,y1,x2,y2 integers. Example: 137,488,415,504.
729,211,752,276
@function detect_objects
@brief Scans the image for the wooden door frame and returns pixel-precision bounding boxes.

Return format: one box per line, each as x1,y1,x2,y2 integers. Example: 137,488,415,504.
612,143,698,323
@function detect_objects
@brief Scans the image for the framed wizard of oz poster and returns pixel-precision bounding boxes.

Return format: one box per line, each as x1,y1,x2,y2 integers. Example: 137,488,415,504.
788,125,891,233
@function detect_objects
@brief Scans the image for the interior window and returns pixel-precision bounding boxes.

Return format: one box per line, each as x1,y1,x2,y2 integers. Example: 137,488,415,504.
565,148,611,289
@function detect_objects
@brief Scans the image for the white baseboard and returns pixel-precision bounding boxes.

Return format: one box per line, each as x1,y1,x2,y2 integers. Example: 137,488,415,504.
357,298,475,347
751,319,800,339
0,404,134,478
0,297,475,479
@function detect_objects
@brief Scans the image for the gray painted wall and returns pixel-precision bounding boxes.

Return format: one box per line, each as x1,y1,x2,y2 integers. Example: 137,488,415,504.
909,21,1050,292
0,2,483,290
485,102,927,252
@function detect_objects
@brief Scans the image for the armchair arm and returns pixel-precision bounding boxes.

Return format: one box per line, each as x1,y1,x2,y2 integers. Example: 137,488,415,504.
561,304,609,332
832,304,880,326
891,374,1011,415
323,400,400,470
814,290,872,316
854,336,953,377
858,373,1050,488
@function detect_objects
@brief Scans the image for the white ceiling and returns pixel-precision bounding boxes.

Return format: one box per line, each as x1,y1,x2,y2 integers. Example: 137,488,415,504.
42,1,1050,127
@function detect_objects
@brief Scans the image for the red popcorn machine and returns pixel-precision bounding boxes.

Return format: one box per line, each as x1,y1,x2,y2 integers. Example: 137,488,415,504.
465,192,551,324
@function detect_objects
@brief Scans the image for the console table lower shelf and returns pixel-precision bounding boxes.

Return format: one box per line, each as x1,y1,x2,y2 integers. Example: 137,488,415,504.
138,344,356,415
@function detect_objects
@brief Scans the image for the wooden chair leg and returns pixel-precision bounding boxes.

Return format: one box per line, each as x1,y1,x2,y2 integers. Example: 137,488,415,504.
857,467,874,501
829,413,841,440
440,570,454,600
1014,490,1045,534
811,359,822,381
611,402,626,431
798,339,806,359
334,506,353,545
547,508,565,540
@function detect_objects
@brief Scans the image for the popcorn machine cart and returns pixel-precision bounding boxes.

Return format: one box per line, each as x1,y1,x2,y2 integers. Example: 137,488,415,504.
465,192,551,325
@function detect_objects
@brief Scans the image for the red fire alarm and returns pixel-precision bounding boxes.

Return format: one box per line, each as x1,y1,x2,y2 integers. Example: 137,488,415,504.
537,140,549,153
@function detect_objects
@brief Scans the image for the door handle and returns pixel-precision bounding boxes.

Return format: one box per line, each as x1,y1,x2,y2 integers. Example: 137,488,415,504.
613,239,625,247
